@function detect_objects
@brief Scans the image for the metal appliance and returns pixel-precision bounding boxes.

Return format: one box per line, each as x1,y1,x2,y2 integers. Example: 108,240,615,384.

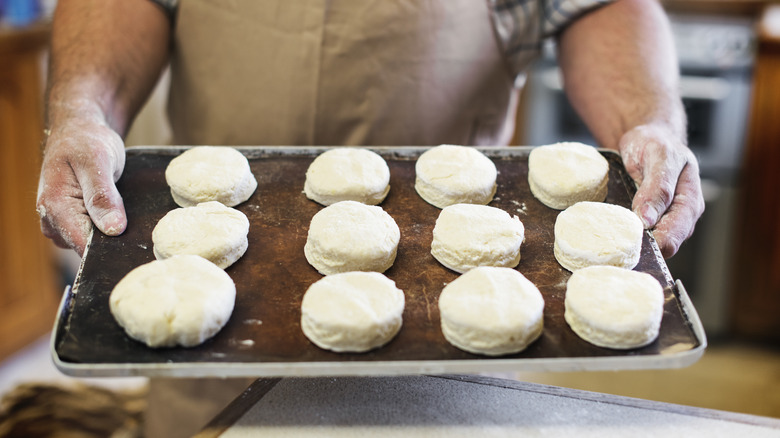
521,14,756,337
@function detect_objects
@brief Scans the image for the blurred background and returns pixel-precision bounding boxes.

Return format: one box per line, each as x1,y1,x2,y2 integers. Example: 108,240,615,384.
1,0,778,433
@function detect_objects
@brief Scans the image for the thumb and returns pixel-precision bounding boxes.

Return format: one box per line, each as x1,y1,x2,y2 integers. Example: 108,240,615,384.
76,168,127,237
632,158,678,229
618,126,688,230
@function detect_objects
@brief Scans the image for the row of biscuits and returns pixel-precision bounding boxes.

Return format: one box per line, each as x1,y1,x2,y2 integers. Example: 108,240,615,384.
109,147,257,348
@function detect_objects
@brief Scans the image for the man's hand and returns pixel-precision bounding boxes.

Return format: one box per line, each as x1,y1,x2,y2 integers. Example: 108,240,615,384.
618,124,705,258
36,118,127,256
36,0,171,255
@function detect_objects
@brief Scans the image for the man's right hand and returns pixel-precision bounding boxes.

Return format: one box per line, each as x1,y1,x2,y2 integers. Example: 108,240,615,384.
36,0,172,256
36,118,127,256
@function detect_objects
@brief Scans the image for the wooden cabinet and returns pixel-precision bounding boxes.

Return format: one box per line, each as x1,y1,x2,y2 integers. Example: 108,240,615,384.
0,24,60,361
729,6,780,343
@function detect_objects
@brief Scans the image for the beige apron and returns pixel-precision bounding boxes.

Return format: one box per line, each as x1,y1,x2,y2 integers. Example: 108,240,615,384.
148,2,516,437
168,0,518,146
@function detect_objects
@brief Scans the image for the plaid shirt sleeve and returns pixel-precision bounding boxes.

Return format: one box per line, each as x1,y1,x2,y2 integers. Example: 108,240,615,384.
148,0,178,17
488,0,614,83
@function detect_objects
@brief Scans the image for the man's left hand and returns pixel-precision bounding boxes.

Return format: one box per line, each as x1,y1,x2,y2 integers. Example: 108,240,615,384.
618,123,705,258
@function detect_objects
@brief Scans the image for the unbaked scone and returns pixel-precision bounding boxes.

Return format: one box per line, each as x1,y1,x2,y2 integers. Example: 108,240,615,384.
564,265,664,349
301,271,405,352
109,255,236,348
165,146,257,207
152,201,249,269
415,145,497,208
528,142,609,210
438,267,544,356
304,200,400,275
554,201,644,271
431,204,524,273
304,148,390,206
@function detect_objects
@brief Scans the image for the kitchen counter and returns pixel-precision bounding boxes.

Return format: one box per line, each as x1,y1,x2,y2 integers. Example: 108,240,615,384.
196,375,780,437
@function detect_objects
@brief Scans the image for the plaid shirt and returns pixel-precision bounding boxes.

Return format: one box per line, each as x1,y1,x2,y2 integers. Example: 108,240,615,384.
488,0,612,80
150,0,611,81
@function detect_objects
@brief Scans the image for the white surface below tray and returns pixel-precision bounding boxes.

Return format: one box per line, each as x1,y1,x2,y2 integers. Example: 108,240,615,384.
207,375,780,438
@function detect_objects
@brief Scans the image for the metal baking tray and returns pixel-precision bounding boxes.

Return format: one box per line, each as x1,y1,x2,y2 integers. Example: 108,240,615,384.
52,146,706,377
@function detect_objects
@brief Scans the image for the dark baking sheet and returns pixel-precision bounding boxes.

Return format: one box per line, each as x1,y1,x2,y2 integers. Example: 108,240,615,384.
52,146,705,377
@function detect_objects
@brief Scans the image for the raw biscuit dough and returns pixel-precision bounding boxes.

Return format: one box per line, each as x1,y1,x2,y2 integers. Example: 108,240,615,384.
304,148,390,206
152,201,250,269
528,142,609,210
165,146,257,207
431,204,524,273
301,271,405,352
438,266,544,356
554,201,644,271
109,255,236,348
564,265,664,349
415,144,497,208
304,200,400,275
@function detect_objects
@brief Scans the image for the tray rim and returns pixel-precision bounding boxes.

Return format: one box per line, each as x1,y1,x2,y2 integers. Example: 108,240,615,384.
50,145,707,378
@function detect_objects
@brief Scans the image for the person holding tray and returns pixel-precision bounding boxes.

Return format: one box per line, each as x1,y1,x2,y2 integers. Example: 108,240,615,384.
34,0,705,437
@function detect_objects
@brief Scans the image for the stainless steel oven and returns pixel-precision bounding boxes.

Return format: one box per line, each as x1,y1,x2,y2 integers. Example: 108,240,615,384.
521,14,756,337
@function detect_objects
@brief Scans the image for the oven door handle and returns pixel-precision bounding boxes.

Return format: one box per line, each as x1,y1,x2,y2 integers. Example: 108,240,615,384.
540,67,731,101
679,76,731,101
